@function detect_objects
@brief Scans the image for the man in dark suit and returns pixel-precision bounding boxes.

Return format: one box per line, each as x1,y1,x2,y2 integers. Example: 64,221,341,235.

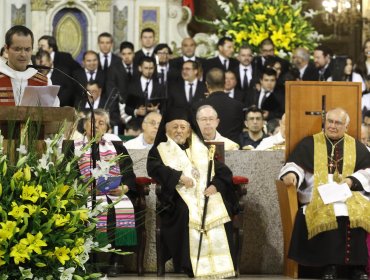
133,28,156,67
35,49,73,107
38,35,81,76
72,50,105,110
224,70,246,105
195,68,244,144
169,37,206,81
97,32,121,75
125,57,164,124
253,38,290,79
153,43,172,85
250,68,284,121
203,37,239,77
292,47,319,81
314,45,334,81
168,60,207,109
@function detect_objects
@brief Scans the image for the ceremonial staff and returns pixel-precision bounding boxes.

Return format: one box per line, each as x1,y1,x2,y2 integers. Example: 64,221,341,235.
195,144,216,276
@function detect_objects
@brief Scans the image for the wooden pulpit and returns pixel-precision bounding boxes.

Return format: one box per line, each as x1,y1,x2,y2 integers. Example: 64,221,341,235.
277,81,362,278
0,106,77,162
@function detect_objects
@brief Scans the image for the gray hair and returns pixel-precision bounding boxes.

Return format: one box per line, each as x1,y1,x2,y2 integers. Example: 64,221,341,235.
196,105,218,119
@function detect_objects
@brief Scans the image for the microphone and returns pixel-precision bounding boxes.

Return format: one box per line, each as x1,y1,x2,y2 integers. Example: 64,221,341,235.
27,64,92,97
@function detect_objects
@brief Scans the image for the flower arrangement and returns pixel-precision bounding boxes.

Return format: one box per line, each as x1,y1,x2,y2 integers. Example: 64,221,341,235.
200,0,323,57
0,122,121,280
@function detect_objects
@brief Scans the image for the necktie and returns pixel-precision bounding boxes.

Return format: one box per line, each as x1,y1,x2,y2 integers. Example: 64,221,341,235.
223,59,228,70
103,54,108,70
89,71,94,82
126,65,132,78
261,91,269,107
188,83,193,103
319,69,325,81
144,80,150,100
243,68,249,89
146,52,150,57
160,68,165,84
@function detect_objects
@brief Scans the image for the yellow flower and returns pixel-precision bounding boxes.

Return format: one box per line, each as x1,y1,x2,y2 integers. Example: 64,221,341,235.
58,184,70,197
0,221,19,240
73,209,89,221
252,2,264,10
10,243,31,264
20,232,47,254
255,14,266,22
20,185,39,203
12,169,24,181
25,204,37,215
8,201,29,219
60,200,69,210
54,246,70,265
35,185,47,199
23,165,31,181
54,213,70,227
243,5,249,13
266,6,277,16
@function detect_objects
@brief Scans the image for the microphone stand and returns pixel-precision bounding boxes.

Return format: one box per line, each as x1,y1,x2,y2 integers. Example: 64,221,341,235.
27,65,97,209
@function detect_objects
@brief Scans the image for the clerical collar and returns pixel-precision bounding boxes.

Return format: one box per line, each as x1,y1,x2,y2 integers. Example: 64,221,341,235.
178,141,189,150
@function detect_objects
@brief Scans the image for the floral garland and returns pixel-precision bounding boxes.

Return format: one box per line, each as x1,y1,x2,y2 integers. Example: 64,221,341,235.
0,122,122,280
199,0,323,58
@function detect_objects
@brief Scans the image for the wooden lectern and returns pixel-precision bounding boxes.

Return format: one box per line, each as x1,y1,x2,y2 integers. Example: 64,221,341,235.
276,81,362,278
0,106,76,162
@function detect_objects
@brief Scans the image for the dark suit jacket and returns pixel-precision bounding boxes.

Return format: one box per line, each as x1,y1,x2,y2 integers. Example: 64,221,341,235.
105,63,130,102
194,91,244,144
53,51,81,76
169,56,207,81
125,77,165,117
133,50,156,69
72,68,106,109
203,57,239,77
228,88,246,105
231,64,260,107
252,89,284,120
168,80,207,109
50,70,73,107
253,55,290,78
301,62,319,81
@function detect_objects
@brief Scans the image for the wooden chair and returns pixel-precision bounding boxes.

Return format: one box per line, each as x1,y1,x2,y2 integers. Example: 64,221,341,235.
155,142,248,276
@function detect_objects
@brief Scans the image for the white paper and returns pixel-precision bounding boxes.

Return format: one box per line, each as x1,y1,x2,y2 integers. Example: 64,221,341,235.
20,85,60,107
318,182,353,204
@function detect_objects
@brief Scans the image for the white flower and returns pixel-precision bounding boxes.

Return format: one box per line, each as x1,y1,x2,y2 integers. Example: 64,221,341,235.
44,138,53,155
19,267,33,279
76,252,89,266
216,0,231,14
58,267,75,280
74,148,83,158
209,34,219,45
304,9,318,18
292,2,302,10
16,144,27,155
307,31,324,41
277,49,289,59
38,154,53,171
99,275,109,280
91,160,115,179
98,243,112,252
83,237,99,254
212,19,220,25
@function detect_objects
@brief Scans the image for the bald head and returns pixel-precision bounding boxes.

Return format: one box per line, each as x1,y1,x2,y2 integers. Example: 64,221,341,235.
325,108,349,140
181,37,196,58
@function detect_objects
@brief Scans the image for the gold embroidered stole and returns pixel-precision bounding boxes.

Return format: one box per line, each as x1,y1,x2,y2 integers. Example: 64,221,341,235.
157,133,235,278
306,132,370,239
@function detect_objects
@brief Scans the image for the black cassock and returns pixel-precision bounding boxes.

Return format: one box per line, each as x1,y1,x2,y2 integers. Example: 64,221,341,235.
283,136,370,266
147,146,238,274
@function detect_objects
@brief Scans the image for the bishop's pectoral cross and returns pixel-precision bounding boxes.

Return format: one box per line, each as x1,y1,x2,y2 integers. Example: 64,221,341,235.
305,95,327,130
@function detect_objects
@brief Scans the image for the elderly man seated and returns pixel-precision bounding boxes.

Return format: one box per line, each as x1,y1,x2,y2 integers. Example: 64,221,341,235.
147,107,238,278
279,108,370,280
124,112,162,149
196,105,239,150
